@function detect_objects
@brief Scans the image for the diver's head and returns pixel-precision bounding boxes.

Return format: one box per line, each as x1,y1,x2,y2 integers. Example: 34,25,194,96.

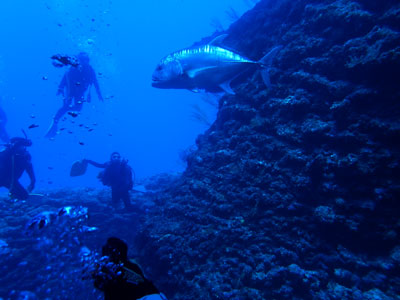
9,137,32,152
110,152,121,162
152,55,183,88
102,237,128,263
77,52,90,65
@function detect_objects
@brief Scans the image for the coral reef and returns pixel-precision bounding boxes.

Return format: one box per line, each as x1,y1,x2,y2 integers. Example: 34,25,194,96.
136,0,400,299
0,0,399,299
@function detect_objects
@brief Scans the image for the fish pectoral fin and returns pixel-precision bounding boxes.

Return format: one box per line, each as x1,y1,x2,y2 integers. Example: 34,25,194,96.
187,66,218,78
219,81,235,95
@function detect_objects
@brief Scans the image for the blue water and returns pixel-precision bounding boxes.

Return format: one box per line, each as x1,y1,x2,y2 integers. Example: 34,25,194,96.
0,0,256,193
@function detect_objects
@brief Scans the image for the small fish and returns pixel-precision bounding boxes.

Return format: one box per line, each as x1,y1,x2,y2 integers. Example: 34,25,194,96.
79,246,91,257
25,211,56,232
79,141,85,145
68,111,79,118
28,124,39,129
42,76,48,80
58,206,88,218
80,226,98,233
152,35,282,95
0,239,8,248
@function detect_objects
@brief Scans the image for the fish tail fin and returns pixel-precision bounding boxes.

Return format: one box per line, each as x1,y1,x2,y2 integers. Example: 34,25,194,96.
258,45,282,87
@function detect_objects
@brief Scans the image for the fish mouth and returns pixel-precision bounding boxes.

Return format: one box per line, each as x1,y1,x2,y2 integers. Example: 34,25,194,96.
151,79,161,87
152,79,171,89
151,77,164,87
151,75,163,82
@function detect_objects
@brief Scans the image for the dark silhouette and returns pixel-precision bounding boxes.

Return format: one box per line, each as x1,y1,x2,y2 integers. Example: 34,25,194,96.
84,152,134,209
93,237,167,300
0,98,9,143
45,52,104,138
0,137,35,200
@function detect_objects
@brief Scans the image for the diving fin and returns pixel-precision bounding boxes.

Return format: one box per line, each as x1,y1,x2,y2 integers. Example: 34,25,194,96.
29,193,45,200
45,120,58,139
70,160,88,177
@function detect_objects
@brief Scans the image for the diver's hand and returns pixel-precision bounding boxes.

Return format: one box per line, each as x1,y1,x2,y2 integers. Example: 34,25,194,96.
27,183,35,193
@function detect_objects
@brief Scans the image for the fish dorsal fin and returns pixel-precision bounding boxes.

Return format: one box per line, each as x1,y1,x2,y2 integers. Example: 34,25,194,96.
187,66,218,78
219,81,235,95
208,34,228,46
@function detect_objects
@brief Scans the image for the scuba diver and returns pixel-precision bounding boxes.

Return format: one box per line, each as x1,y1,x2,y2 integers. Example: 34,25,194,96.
0,136,35,200
45,52,104,138
82,152,134,209
0,97,10,143
93,237,167,300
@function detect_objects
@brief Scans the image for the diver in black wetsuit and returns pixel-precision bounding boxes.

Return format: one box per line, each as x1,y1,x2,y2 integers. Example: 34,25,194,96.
84,152,134,209
0,137,36,200
0,98,10,143
93,237,167,300
45,52,104,138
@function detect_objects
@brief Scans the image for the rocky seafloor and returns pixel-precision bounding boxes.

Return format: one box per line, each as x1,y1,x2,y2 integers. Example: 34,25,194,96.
1,0,400,299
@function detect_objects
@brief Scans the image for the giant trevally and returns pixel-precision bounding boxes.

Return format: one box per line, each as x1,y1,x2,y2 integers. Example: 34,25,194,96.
151,35,282,94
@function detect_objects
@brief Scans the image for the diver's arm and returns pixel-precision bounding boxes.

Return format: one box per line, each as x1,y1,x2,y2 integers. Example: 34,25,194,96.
84,159,106,168
26,161,36,193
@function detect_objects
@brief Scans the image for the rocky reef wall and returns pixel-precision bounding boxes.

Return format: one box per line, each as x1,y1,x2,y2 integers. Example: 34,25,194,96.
137,1,400,299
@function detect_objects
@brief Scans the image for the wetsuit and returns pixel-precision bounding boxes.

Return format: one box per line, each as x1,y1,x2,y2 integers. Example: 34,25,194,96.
0,146,35,199
86,159,133,208
94,237,166,300
54,63,102,121
45,53,103,138
96,259,161,300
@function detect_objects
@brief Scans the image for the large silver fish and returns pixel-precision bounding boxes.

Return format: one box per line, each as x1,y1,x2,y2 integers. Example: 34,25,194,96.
152,35,281,94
